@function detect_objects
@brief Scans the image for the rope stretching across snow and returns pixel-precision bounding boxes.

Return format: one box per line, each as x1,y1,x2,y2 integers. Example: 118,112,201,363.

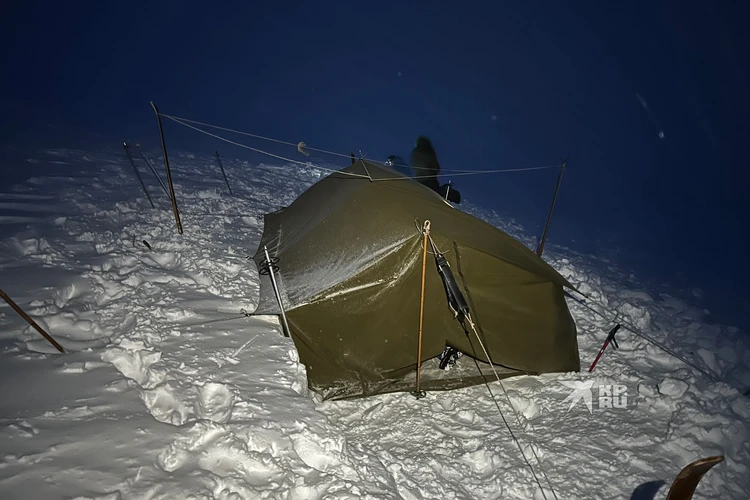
566,290,721,384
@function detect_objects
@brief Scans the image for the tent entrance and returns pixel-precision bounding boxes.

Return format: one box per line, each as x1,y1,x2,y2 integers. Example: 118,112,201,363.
324,354,523,400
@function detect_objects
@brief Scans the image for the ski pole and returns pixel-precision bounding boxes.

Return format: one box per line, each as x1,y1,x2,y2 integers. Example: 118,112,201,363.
589,324,621,372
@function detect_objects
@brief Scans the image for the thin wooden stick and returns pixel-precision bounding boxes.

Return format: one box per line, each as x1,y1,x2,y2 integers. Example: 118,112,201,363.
150,101,183,235
123,141,155,208
0,288,65,353
137,145,170,198
537,157,568,257
214,151,233,195
414,220,431,397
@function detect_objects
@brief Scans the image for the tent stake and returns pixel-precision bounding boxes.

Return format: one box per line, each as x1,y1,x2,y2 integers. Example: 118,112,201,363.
413,220,430,399
264,246,291,338
536,158,568,257
150,101,183,235
123,141,154,208
0,288,65,353
214,151,233,195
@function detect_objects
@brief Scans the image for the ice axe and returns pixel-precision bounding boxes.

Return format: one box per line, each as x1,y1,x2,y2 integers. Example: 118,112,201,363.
588,323,620,372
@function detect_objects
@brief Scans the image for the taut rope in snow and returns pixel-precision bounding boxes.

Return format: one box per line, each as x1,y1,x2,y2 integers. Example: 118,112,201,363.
464,314,559,500
416,222,558,499
159,112,562,180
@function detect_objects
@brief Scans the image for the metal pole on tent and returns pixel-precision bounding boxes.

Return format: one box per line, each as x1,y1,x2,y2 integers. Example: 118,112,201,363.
214,151,233,195
123,141,154,208
0,288,65,353
263,246,291,338
536,158,568,257
149,101,183,235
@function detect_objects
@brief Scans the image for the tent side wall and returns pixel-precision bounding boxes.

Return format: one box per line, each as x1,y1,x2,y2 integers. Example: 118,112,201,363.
446,243,580,374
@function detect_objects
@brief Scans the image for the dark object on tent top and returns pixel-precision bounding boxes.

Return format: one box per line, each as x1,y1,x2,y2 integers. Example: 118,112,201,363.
386,154,461,204
410,136,441,192
252,160,579,400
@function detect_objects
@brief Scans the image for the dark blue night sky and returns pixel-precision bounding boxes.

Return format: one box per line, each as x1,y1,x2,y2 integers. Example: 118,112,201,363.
2,1,748,330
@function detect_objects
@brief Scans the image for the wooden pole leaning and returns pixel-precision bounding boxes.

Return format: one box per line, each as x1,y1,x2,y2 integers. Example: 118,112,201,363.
413,220,431,399
150,101,183,234
0,288,65,353
214,151,233,195
537,158,568,257
123,141,154,208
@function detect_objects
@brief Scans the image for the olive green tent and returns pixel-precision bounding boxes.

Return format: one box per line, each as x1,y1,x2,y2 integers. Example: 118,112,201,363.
252,160,580,400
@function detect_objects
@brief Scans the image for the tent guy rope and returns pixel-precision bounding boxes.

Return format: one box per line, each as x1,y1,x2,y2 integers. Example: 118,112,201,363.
465,314,560,500
163,114,370,179
159,112,562,180
566,290,721,383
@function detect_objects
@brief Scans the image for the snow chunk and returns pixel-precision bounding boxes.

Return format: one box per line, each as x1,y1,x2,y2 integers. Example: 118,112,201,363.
658,378,690,398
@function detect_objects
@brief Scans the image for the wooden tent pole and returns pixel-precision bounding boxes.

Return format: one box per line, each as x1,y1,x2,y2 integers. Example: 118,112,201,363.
0,288,65,353
150,101,183,235
413,220,431,398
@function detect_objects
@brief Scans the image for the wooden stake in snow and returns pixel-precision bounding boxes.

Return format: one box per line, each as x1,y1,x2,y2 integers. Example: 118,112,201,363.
150,101,183,235
123,141,154,208
214,151,233,195
0,288,65,353
136,144,170,198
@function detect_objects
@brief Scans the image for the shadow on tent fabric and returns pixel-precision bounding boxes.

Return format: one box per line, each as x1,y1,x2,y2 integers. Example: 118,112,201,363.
630,480,666,500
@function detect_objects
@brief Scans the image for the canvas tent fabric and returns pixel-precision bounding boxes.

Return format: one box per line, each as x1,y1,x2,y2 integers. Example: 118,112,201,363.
252,160,580,400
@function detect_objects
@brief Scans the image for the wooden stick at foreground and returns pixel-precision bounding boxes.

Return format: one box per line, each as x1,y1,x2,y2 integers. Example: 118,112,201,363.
0,288,65,353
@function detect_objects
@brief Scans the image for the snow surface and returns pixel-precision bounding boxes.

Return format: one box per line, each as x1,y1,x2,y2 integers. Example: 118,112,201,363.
0,148,748,499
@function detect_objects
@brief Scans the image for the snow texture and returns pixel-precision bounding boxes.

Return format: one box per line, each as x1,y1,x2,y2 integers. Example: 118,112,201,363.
0,148,748,499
